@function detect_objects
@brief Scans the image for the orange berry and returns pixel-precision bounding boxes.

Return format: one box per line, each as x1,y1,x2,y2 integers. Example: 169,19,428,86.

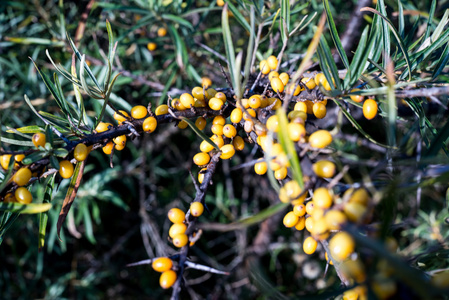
233,136,245,151
96,122,112,133
180,93,195,108
168,208,185,224
213,115,226,126
113,110,129,124
177,120,188,129
254,159,268,175
293,204,306,217
313,187,333,209
312,160,336,178
201,77,212,88
271,77,284,93
1,154,12,170
13,168,32,186
102,141,114,155
220,144,235,159
223,124,237,138
14,154,25,162
152,257,173,272
363,99,378,120
295,217,306,230
301,77,316,89
113,135,126,147
172,233,188,247
309,130,332,148
266,115,279,132
267,55,278,70
143,117,157,133
350,89,364,103
312,102,327,119
169,223,187,238
155,105,169,116
59,160,74,179
147,42,157,51
303,236,318,255
329,231,355,261
259,60,270,74
157,27,167,37
193,152,211,166
324,210,347,230
209,98,224,110
131,105,148,119
230,108,243,123
160,270,177,289
190,202,204,217
283,211,299,228
74,143,89,162
288,123,306,142
279,72,289,85
32,133,46,148
195,117,207,131
15,187,32,204
211,124,223,136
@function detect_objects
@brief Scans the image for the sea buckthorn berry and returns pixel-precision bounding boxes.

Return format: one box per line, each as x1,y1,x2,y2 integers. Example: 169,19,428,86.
157,27,167,37
305,217,314,232
301,77,316,89
194,99,207,108
223,124,237,138
363,99,378,120
343,286,366,300
295,217,306,230
280,180,306,204
213,115,226,126
314,73,326,85
193,152,211,166
155,104,169,116
198,168,207,184
215,92,226,101
32,133,46,148
211,135,224,148
283,211,299,228
13,168,32,186
325,252,334,265
143,117,158,133
294,102,308,113
201,77,212,88
230,108,243,123
350,89,364,103
206,88,217,99
324,210,347,230
305,100,314,114
266,115,279,132
311,217,330,240
216,0,225,6
288,111,307,124
173,233,188,247
268,98,282,110
322,78,334,90
345,188,370,206
160,270,177,289
147,42,157,51
220,144,235,160
180,93,195,108
200,140,215,153
209,98,224,111
59,160,74,179
254,159,267,175
237,98,250,109
195,117,207,131
313,187,333,209
168,223,186,239
113,110,129,124
249,95,261,109
274,167,288,180
152,257,173,273
192,86,207,101
286,83,301,96
311,208,325,221
243,109,256,121
15,187,32,204
103,141,114,155
172,98,187,111
130,105,147,119
293,204,306,217
4,193,16,203
168,208,185,224
0,155,12,170
312,102,327,119
190,202,204,217
306,201,315,215
211,124,224,136
267,55,278,70
279,72,289,85
115,143,125,151
113,135,127,147
74,144,89,162
177,120,188,129
259,60,270,74
254,123,267,136
343,202,367,223
268,71,279,80
309,130,332,148
329,231,355,261
313,160,336,178
270,77,285,93
244,120,254,133
233,136,245,151
287,123,306,142
96,122,112,133
14,154,25,162
303,236,318,255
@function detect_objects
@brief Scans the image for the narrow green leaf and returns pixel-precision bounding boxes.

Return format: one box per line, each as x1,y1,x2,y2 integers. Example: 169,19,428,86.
318,37,341,90
97,72,121,128
168,25,188,69
162,14,194,31
7,126,44,134
5,37,64,46
181,117,220,150
280,0,290,43
0,202,52,214
22,151,48,165
398,0,404,38
222,4,236,92
223,1,251,34
423,0,437,43
38,174,55,251
345,26,369,88
0,137,35,147
431,41,449,80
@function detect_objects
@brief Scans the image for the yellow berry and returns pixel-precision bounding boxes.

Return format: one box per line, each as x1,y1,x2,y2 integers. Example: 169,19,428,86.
301,77,316,89
15,187,32,204
345,188,370,206
74,144,89,162
267,55,278,70
249,95,261,109
213,115,226,126
223,124,237,138
172,98,187,111
293,204,306,217
155,105,169,116
113,110,129,124
173,233,188,248
177,120,188,129
271,77,284,93
230,108,243,123
312,160,336,178
268,71,279,80
242,109,256,121
152,257,173,272
13,168,32,186
313,187,333,209
329,231,355,261
59,160,74,179
325,252,334,265
259,60,270,74
288,123,306,142
294,102,308,113
363,99,378,120
96,122,112,133
191,86,207,101
286,83,301,96
113,135,126,147
200,140,215,153
254,159,268,175
324,210,347,230
266,115,279,132
168,208,185,224
295,217,306,230
309,130,332,148
169,223,187,238
303,236,318,255
0,154,12,170
180,93,195,108
350,89,364,103
268,98,282,110
274,166,288,180
32,133,46,148
14,154,25,162
314,73,326,86
279,72,289,85
233,136,245,151
102,141,114,155
143,116,158,133
193,152,211,166
305,217,314,232
131,105,148,119
211,124,224,136
283,211,299,228
206,88,217,99
201,77,212,88
214,92,226,101
209,98,224,110
312,102,327,119
194,117,206,131
343,202,367,223
220,144,235,159
160,270,177,289
278,180,307,204
211,135,224,148
147,42,157,51
190,202,204,217
157,27,167,37
306,201,315,215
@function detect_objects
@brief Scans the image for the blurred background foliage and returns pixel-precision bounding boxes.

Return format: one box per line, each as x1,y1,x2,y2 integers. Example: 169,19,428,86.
1,0,449,299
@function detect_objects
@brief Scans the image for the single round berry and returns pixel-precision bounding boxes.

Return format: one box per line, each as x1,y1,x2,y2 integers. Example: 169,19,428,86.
271,77,285,93
172,233,188,247
314,73,326,86
343,202,367,223
305,217,314,232
303,236,318,255
1,155,12,170
209,98,224,110
294,102,308,113
288,123,306,142
301,77,316,89
279,72,289,85
201,77,212,88
113,110,129,124
363,99,378,120
143,117,157,133
14,154,25,162
113,135,127,148
213,115,226,126
345,188,370,206
305,201,315,215
13,168,32,186
200,140,215,153
96,122,112,133
103,141,114,155
211,135,224,148
220,144,235,160
233,136,245,151
293,204,306,217
274,167,288,180
59,160,74,179
267,55,278,70
313,187,333,209
223,124,237,138
311,217,330,240
309,130,332,148
15,187,32,204
329,231,355,261
194,99,207,108
230,108,243,123
350,89,364,103
249,95,261,109
268,71,279,80
254,159,268,175
195,117,207,131
312,102,327,119
312,160,336,178
177,120,188,129
74,143,89,162
155,105,169,116
259,60,270,74
147,42,157,51
172,98,187,111
242,109,256,121
324,210,347,230
191,86,207,100
206,88,217,98
32,133,46,148
180,93,195,108
295,217,306,230
131,105,148,119
152,257,173,272
160,270,177,289
168,208,186,224
169,223,187,238
214,92,226,101
266,115,279,132
157,27,167,37
211,124,224,136
190,202,204,217
193,152,211,166
283,211,299,228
